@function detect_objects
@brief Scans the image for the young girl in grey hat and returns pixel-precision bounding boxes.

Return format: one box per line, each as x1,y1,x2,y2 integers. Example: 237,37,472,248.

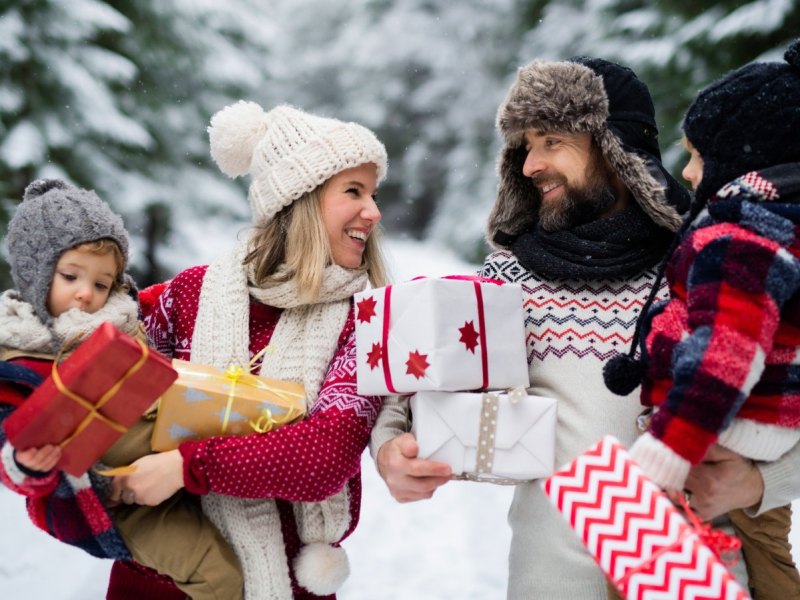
107,100,389,599
0,179,243,600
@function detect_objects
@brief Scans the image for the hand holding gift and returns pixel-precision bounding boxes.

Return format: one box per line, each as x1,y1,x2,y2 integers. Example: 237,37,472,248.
5,322,178,477
543,436,750,600
411,388,556,483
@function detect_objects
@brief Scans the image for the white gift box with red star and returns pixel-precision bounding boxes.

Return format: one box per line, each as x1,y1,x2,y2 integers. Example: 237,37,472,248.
354,276,530,395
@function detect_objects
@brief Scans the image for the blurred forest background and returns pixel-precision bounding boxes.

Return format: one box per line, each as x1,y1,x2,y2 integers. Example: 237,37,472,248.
0,0,797,287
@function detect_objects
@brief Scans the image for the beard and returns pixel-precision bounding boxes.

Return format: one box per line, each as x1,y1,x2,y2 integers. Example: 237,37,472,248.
534,152,617,232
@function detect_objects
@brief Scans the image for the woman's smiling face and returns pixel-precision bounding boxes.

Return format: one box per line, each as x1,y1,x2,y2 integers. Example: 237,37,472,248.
321,163,381,269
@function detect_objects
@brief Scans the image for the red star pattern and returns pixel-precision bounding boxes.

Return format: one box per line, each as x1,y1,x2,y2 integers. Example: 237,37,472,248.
357,296,378,324
406,350,430,379
366,342,383,370
459,320,480,354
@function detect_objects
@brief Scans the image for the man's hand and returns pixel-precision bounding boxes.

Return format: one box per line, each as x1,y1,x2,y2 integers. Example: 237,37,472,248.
377,433,452,503
683,444,763,521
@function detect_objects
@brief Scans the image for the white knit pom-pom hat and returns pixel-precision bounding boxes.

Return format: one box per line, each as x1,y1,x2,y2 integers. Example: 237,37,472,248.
208,100,388,226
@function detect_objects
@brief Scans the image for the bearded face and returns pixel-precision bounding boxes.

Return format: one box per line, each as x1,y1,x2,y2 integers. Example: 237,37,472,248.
533,146,617,232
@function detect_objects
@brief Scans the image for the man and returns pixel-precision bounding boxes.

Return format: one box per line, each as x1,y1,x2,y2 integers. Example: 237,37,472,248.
371,55,800,597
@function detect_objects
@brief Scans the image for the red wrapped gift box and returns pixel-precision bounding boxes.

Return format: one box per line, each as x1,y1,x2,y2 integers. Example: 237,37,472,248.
543,436,750,600
5,322,177,476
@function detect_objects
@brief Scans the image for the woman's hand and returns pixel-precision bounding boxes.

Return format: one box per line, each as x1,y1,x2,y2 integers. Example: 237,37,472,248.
682,444,763,521
14,445,62,473
110,450,185,506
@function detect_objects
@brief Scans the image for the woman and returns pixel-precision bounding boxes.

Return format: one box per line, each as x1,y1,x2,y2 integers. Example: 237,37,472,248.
109,100,389,599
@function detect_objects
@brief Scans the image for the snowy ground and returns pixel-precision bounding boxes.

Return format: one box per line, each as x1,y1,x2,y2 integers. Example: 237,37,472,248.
1,237,798,599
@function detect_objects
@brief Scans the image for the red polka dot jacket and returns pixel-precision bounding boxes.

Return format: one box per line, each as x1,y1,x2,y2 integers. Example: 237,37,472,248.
111,265,383,598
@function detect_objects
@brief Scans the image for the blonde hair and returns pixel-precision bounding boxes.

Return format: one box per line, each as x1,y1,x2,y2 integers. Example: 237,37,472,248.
244,184,388,302
71,239,126,290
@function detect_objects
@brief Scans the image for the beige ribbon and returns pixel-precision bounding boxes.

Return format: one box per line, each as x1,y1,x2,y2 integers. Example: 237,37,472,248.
455,390,529,486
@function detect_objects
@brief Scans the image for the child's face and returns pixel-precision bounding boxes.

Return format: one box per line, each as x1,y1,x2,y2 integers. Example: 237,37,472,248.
681,138,704,192
48,249,117,317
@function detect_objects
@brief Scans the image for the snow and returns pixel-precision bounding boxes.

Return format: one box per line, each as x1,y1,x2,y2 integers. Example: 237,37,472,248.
1,237,798,598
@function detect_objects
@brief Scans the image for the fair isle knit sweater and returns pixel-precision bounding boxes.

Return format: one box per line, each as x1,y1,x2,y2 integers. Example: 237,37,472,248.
634,166,800,490
121,265,381,599
479,250,664,599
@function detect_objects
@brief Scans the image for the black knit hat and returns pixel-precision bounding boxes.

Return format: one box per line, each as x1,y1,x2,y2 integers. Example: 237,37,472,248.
488,56,690,248
683,39,800,205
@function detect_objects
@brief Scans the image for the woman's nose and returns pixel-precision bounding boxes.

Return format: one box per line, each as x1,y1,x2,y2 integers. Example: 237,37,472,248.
362,197,381,223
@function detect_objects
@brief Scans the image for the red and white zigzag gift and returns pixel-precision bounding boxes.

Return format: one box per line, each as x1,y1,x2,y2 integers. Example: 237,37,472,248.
543,435,750,600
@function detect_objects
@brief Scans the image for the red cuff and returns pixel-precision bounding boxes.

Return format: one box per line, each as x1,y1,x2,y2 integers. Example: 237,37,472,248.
178,440,208,495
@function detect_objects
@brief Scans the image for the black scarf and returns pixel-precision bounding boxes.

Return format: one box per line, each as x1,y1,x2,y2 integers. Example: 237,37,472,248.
510,204,672,280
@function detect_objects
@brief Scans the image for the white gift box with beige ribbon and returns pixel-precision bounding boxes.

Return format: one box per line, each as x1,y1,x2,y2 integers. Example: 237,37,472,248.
354,276,530,395
410,388,557,482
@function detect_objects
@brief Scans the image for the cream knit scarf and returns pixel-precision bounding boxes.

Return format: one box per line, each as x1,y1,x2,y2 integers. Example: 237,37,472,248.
0,289,140,356
191,242,367,599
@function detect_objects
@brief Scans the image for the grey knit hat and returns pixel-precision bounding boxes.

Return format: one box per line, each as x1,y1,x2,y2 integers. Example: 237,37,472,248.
6,179,131,324
487,56,690,248
208,101,388,227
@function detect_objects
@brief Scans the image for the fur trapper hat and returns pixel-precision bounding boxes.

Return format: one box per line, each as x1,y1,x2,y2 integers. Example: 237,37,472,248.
487,56,690,248
683,39,800,205
5,178,131,324
208,101,388,227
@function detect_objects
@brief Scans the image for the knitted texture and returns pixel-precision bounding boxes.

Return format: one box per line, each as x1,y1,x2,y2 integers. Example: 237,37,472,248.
683,38,800,205
6,179,131,324
0,289,139,355
143,263,380,599
638,166,800,489
478,250,669,598
192,243,361,598
488,57,690,247
208,101,388,226
0,298,141,563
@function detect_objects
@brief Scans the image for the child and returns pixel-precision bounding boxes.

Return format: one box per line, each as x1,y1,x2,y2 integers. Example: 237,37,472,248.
0,178,242,600
604,39,800,598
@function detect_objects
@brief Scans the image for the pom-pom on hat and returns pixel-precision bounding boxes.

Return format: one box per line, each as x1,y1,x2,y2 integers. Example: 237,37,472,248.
208,101,388,226
6,179,131,324
683,38,800,205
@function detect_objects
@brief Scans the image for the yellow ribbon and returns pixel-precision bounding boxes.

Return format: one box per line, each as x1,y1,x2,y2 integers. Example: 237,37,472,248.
173,344,305,436
52,337,150,449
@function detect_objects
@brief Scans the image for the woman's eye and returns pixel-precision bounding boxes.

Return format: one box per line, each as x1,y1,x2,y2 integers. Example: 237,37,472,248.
60,272,76,282
346,187,359,196
95,283,110,291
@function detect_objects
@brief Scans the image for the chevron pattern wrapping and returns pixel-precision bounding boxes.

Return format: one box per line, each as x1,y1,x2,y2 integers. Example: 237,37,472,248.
543,436,751,600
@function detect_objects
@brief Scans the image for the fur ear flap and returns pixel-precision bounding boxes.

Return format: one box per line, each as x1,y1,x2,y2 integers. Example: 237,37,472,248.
487,145,538,249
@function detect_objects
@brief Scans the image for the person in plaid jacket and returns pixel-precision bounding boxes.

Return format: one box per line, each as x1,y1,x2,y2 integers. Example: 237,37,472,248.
605,38,800,599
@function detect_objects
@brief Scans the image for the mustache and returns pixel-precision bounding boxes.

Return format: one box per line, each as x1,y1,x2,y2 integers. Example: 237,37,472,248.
531,173,563,187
